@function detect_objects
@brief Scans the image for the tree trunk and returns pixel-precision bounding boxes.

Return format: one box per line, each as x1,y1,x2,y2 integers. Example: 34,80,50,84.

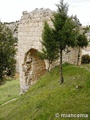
60,49,64,84
77,47,81,66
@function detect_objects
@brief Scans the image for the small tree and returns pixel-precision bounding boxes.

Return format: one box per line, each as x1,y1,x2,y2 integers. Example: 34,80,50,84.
72,15,88,65
0,23,17,83
76,33,88,65
40,0,78,83
39,21,58,71
51,0,78,84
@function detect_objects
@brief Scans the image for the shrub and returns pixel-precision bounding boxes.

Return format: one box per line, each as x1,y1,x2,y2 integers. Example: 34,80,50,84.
0,23,17,81
81,54,90,64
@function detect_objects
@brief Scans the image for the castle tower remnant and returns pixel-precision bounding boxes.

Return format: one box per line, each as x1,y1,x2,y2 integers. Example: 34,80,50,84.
18,8,53,93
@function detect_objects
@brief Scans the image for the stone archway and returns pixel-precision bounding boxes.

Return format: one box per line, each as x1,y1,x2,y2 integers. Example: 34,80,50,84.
22,48,46,90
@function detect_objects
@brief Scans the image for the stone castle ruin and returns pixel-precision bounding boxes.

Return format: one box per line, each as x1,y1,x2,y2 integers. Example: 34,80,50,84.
6,8,82,93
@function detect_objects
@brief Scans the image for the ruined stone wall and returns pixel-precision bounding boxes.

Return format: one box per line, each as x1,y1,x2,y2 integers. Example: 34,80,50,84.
18,8,54,92
5,21,18,38
18,8,81,93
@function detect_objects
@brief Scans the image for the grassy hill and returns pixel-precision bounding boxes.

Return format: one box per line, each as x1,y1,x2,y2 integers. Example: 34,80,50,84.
0,64,90,120
0,79,20,105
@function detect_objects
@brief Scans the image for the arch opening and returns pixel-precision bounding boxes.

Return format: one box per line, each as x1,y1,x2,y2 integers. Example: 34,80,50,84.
22,48,46,90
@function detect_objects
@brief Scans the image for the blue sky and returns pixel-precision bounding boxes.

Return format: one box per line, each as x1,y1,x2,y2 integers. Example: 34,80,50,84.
0,0,90,26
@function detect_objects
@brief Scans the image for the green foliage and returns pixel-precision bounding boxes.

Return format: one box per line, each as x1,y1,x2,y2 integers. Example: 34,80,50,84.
81,54,90,64
0,23,17,82
52,0,78,50
77,34,88,48
76,33,88,65
83,26,90,33
52,0,78,83
0,65,90,120
40,0,79,83
39,21,58,70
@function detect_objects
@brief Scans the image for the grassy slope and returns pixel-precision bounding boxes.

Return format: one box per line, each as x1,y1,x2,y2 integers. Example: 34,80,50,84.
0,64,90,120
0,79,20,105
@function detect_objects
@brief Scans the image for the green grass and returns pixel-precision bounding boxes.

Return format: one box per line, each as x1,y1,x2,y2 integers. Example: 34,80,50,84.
0,64,90,120
0,79,20,105
80,64,90,71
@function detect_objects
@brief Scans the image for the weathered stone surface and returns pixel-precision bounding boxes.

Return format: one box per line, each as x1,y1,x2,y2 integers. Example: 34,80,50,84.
18,9,53,92
17,8,83,93
5,8,82,93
